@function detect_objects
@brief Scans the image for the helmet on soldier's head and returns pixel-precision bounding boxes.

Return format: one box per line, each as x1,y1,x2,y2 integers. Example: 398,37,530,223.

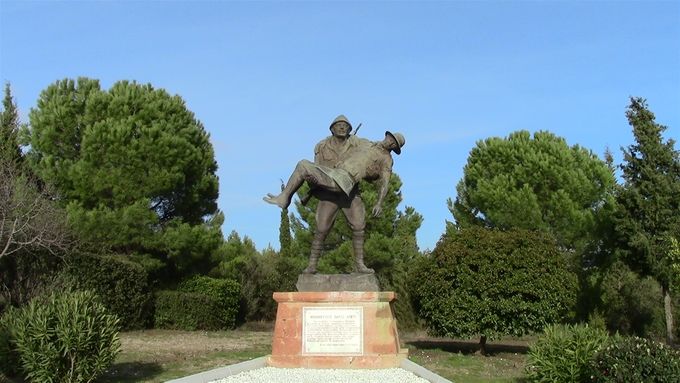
329,115,353,133
385,131,405,155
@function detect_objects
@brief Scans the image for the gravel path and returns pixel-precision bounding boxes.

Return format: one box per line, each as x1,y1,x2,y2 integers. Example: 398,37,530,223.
209,367,431,383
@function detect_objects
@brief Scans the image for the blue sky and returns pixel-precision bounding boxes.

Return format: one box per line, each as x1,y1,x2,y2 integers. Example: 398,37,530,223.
1,0,678,251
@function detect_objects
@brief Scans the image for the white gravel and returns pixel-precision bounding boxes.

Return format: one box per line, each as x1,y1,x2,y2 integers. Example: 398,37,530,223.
208,367,432,383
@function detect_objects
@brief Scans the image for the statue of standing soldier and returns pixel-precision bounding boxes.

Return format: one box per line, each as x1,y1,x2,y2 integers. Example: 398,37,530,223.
264,115,405,274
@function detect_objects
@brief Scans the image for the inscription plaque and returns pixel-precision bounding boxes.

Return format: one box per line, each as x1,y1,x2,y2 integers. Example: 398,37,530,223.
302,307,363,355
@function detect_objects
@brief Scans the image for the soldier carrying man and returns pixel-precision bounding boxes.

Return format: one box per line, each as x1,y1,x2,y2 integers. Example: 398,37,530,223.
264,115,405,274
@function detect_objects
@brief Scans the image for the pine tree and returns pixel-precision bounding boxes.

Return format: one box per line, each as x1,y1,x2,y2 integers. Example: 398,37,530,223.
615,97,680,345
451,130,615,254
25,78,220,279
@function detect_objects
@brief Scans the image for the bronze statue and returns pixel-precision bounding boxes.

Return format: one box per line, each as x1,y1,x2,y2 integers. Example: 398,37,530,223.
264,115,405,274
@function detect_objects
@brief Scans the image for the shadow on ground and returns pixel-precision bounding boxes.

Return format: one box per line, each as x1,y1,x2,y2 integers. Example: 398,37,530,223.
406,339,530,355
99,361,164,383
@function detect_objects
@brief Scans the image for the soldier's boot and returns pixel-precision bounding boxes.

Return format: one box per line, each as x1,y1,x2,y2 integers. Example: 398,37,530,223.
352,231,374,274
263,164,306,209
303,233,324,274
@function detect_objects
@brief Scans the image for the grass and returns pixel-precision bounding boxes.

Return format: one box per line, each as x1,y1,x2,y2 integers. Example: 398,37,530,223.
97,325,532,382
99,327,272,382
403,336,530,382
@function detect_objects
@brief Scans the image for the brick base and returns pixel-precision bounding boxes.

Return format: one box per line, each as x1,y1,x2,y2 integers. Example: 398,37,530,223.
268,291,408,369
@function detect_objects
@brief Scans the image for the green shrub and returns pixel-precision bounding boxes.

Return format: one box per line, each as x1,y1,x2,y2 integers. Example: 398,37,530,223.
599,261,666,338
1,290,120,383
0,307,21,378
526,324,609,382
229,252,305,322
153,290,222,330
589,336,680,382
410,228,578,341
178,275,240,329
64,252,152,329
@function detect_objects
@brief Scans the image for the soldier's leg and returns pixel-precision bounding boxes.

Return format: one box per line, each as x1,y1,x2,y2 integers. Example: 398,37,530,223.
304,200,340,274
264,160,335,209
343,196,373,274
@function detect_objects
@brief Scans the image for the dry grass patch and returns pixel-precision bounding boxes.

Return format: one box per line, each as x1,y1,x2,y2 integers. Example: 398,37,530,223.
100,329,272,382
99,326,530,382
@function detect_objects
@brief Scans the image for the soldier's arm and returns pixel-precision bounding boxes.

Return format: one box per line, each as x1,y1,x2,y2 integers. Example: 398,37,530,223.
314,141,323,163
372,158,393,217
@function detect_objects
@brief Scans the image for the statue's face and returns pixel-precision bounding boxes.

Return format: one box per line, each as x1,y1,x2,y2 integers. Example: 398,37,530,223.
385,134,399,152
331,122,351,138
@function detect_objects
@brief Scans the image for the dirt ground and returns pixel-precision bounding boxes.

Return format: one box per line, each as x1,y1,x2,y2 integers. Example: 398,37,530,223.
100,327,274,382
101,325,530,382
119,328,272,360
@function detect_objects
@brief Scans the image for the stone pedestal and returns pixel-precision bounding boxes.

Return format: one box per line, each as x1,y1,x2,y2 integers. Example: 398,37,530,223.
296,273,380,292
268,291,408,369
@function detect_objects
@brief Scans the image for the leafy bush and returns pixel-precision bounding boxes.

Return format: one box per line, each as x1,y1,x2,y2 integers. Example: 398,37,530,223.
178,275,240,329
598,261,666,338
0,307,21,377
410,227,578,341
526,324,609,382
222,251,305,322
0,290,120,383
64,252,152,329
153,290,223,330
589,336,680,382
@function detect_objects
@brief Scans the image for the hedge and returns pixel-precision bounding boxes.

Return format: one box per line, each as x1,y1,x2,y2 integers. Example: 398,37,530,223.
153,290,222,330
178,275,240,329
64,252,152,330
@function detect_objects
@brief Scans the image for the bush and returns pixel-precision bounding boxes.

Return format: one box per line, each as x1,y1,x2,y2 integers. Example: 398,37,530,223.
526,324,609,382
0,290,120,383
410,227,578,341
64,252,152,329
0,308,21,378
590,336,680,382
153,290,223,330
598,261,666,338
178,275,240,329
232,252,305,322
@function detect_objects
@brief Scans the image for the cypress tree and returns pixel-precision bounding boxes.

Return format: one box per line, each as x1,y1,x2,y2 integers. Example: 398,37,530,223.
615,97,680,345
0,83,21,164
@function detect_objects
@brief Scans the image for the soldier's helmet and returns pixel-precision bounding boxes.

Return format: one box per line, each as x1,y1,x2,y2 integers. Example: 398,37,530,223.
329,115,353,133
385,131,406,155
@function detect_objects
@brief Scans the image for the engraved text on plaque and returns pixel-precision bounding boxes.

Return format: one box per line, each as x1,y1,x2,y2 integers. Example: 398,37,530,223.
302,307,363,355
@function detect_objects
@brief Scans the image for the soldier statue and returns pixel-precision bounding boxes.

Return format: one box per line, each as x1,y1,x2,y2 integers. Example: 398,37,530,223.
264,115,405,274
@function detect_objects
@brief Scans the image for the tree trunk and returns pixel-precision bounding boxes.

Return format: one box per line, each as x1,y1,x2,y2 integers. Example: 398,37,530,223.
663,285,675,346
478,335,487,356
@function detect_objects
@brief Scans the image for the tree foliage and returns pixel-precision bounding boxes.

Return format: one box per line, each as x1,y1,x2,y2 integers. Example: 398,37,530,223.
0,83,21,164
27,78,218,225
451,130,615,253
0,84,71,261
24,78,220,278
0,83,73,314
614,97,680,344
410,227,578,351
598,261,666,338
614,97,680,287
210,232,306,322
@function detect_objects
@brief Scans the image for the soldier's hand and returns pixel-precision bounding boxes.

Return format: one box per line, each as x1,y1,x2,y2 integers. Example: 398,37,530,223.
372,205,382,217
